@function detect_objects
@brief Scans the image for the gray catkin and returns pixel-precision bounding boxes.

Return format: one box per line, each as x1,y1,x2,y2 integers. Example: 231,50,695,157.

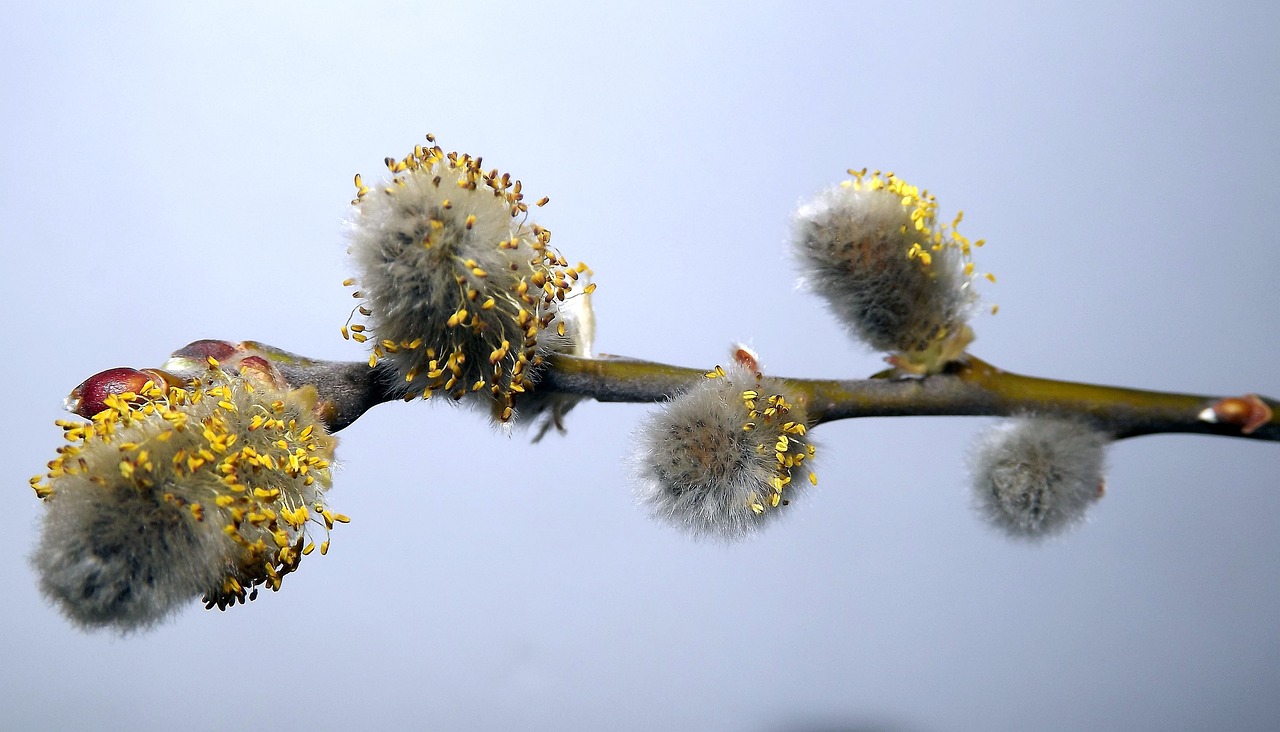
792,177,974,356
631,366,816,541
970,417,1109,539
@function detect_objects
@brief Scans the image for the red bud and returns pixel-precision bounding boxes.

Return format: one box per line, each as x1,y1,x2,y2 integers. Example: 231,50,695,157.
171,340,238,363
67,368,152,418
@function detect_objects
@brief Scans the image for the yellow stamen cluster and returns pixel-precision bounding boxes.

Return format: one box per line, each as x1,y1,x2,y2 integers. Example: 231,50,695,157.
31,367,342,611
843,168,987,275
345,136,594,422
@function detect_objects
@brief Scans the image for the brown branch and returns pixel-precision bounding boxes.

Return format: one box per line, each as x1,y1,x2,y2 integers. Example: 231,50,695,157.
262,349,1278,442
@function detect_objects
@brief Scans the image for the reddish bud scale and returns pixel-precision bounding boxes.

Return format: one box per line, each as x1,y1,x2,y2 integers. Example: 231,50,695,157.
68,368,153,418
1207,394,1272,435
731,343,761,375
234,355,287,390
68,368,189,418
170,339,238,362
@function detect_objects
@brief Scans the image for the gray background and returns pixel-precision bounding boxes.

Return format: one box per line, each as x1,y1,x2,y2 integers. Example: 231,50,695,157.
2,3,1277,730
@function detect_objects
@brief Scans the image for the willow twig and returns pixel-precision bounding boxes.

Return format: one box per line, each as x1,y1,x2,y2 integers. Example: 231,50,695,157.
270,349,1278,442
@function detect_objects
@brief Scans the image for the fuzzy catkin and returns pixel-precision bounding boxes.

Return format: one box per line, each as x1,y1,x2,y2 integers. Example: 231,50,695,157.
970,417,1108,539
792,172,978,369
345,139,590,423
34,474,227,632
632,366,816,541
30,369,340,632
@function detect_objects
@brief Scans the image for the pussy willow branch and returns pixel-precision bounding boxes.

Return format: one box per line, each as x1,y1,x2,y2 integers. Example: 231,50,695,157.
279,350,1279,442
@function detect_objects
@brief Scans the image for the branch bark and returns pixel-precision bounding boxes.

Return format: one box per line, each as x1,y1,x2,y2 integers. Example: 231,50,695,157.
272,348,1279,442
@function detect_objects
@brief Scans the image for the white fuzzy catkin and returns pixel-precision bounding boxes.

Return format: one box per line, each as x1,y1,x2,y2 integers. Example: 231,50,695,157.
632,365,817,541
792,172,979,371
345,139,591,423
30,368,340,632
970,417,1108,540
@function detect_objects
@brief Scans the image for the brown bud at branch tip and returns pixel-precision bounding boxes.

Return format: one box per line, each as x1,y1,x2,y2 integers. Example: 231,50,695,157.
1198,394,1272,435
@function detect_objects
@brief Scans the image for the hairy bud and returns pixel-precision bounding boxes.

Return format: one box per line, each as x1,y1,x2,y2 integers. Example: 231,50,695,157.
792,170,988,374
970,417,1108,540
632,364,817,541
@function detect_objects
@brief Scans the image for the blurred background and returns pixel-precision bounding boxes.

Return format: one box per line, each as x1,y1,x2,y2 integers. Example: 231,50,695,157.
2,2,1277,730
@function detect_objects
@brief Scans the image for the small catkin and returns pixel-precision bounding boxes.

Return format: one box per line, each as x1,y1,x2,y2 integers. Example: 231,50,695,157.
345,137,591,424
970,417,1108,540
792,170,983,373
30,366,342,632
632,365,817,541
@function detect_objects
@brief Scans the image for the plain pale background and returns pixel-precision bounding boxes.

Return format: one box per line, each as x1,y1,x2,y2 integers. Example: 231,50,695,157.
2,3,1277,730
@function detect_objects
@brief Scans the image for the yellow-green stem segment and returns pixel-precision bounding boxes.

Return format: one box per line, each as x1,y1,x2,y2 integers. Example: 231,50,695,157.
234,346,1280,442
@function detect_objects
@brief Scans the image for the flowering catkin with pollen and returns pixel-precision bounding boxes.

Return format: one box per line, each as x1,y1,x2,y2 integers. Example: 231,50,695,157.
970,417,1108,540
344,136,593,423
29,366,344,632
632,365,817,541
792,170,986,374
